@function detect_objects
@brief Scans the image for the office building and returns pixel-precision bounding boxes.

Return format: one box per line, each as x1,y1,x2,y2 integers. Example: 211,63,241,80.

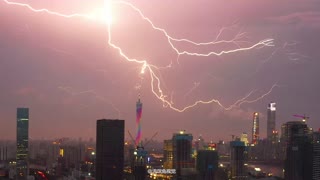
284,121,313,180
267,102,276,142
96,119,124,180
196,150,218,180
230,141,246,179
163,140,173,169
313,131,320,180
16,108,29,179
172,130,194,179
252,112,259,145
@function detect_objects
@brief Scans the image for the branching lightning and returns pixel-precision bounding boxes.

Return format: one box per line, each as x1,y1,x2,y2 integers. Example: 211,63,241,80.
3,0,279,112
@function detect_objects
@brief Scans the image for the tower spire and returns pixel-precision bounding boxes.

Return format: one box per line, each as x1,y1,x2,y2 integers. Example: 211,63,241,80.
135,94,143,147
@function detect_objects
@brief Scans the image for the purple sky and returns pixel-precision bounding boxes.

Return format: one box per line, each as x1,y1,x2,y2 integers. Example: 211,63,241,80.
1,0,320,142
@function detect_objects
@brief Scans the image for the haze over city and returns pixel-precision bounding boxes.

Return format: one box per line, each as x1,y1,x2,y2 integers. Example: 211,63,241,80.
1,0,320,142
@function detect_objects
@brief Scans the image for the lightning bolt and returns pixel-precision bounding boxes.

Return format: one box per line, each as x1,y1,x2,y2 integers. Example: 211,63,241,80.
3,0,278,112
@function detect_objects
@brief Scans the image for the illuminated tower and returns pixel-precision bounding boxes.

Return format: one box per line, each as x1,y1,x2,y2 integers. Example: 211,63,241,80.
96,119,124,180
16,108,29,179
135,97,143,146
252,112,259,145
267,102,276,141
133,97,147,180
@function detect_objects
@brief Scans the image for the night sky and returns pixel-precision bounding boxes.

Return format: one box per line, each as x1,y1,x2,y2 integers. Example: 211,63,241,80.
1,0,319,141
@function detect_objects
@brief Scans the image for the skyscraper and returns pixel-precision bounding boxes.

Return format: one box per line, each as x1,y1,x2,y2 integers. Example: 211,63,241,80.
163,140,173,169
172,130,193,178
196,150,218,180
252,112,259,145
284,121,313,180
267,102,276,142
96,119,124,180
230,141,246,179
16,108,29,179
313,131,320,180
135,98,143,146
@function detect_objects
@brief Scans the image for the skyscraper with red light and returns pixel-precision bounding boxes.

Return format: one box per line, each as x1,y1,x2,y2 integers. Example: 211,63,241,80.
252,112,259,145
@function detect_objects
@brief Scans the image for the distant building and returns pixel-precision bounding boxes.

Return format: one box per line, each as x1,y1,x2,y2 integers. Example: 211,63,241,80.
196,150,218,180
194,135,205,151
240,133,249,146
163,140,173,169
16,108,29,179
230,141,246,179
284,121,313,180
96,119,124,180
252,112,259,145
267,102,276,142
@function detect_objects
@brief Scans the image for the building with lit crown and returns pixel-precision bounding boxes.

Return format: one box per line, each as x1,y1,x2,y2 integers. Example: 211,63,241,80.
252,112,259,145
16,108,29,179
267,102,276,142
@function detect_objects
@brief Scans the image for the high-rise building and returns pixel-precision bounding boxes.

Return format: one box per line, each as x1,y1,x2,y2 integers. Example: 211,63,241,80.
267,102,276,142
96,119,124,180
313,131,320,180
284,121,313,180
172,130,193,178
196,150,218,180
135,98,143,146
230,141,246,179
163,140,173,169
16,108,29,179
240,133,249,146
252,112,259,145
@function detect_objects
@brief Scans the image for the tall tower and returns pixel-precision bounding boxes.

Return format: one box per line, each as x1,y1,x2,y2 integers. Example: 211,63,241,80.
252,112,259,145
135,97,143,146
16,108,29,179
133,97,147,180
267,102,276,141
96,119,124,180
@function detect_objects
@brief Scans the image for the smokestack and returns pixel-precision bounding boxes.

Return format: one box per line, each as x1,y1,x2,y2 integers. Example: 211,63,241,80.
5,146,7,161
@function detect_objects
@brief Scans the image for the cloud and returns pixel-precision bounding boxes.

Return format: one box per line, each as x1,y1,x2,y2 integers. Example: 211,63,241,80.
15,87,37,96
267,11,320,29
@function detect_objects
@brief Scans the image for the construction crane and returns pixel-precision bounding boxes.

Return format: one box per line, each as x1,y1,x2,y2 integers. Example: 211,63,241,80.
127,131,158,148
127,130,136,147
144,132,158,147
293,114,310,122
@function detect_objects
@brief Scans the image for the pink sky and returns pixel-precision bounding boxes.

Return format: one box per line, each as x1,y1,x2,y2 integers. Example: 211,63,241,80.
0,0,320,142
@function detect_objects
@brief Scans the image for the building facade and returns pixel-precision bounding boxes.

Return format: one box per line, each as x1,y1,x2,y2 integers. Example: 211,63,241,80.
284,121,313,180
252,112,259,145
267,102,276,142
230,141,246,179
16,108,29,179
96,119,124,180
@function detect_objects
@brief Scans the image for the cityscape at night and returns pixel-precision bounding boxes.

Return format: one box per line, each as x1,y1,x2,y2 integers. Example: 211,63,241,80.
1,0,320,179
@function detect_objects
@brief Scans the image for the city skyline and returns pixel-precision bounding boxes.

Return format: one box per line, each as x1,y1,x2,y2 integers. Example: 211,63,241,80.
1,0,320,141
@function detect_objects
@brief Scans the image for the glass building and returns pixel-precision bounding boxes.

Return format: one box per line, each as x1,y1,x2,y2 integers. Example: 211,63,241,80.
16,108,29,179
96,119,124,180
